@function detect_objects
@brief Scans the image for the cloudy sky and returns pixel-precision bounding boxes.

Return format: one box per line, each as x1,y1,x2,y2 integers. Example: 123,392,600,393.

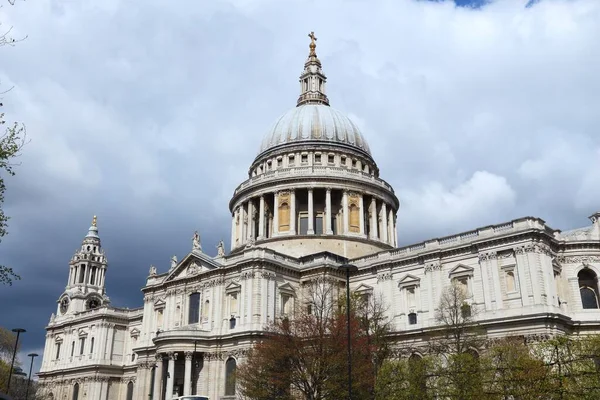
1,0,599,375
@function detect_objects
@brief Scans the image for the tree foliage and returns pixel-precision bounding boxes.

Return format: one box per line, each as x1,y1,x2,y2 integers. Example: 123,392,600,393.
0,326,21,393
1,0,27,286
238,277,392,400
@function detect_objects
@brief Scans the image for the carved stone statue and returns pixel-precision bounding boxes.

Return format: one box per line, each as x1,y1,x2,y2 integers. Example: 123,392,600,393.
192,231,202,252
149,265,157,276
170,255,178,270
216,240,225,257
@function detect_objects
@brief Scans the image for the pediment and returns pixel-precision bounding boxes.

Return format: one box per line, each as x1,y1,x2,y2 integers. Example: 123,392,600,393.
354,283,373,293
398,274,420,289
130,328,140,338
225,282,241,293
154,299,166,309
278,282,296,294
448,264,474,277
78,329,88,337
164,253,219,282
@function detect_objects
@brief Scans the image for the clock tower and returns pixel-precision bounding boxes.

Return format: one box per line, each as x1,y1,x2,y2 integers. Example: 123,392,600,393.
56,216,110,316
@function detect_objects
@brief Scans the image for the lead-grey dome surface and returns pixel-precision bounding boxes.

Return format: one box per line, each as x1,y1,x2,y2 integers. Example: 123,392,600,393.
258,104,371,156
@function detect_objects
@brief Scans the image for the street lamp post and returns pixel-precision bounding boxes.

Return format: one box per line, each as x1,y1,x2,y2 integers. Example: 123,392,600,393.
7,328,26,395
339,264,358,400
25,352,39,400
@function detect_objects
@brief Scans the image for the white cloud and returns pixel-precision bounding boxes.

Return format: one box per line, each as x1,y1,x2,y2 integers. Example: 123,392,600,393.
400,171,517,241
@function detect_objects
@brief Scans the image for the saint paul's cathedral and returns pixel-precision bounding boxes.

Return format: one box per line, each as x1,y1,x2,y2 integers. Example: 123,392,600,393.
37,34,600,400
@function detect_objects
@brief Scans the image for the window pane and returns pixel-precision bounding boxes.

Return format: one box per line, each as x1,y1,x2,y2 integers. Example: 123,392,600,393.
581,287,599,309
315,216,323,235
299,217,308,235
189,293,200,324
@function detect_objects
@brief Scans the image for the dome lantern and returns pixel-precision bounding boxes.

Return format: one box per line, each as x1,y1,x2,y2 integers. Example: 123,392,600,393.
297,32,329,107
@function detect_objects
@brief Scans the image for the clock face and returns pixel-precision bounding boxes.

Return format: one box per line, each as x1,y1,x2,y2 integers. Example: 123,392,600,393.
87,298,100,310
60,297,70,314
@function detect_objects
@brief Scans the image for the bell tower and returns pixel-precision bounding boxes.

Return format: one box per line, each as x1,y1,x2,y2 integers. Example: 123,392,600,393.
57,216,110,316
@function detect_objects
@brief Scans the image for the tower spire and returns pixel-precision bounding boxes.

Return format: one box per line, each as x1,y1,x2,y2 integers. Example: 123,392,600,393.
297,31,330,107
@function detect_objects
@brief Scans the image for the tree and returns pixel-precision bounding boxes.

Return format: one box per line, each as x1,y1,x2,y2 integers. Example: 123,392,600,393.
1,0,27,286
0,327,21,393
484,337,551,400
238,276,392,400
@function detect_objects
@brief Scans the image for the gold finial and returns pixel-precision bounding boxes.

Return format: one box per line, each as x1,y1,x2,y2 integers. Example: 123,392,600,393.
308,31,317,56
92,215,97,227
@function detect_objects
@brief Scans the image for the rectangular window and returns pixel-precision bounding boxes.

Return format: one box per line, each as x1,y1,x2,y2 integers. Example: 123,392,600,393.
281,295,293,315
299,215,309,235
288,155,295,166
315,154,321,163
90,337,94,354
79,265,85,283
315,215,323,235
328,154,334,164
188,293,200,324
55,342,62,360
229,292,239,316
71,341,75,357
408,312,417,325
79,338,86,355
277,158,282,167
301,154,308,164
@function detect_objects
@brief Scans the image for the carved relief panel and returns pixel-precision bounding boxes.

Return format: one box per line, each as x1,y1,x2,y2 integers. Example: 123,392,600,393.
348,192,361,233
278,191,291,232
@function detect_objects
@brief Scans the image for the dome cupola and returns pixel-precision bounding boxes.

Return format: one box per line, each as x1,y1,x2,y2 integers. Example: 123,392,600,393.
229,34,399,259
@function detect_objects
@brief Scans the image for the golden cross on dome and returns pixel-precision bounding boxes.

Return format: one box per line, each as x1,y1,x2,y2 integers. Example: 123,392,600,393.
308,31,317,56
92,215,97,227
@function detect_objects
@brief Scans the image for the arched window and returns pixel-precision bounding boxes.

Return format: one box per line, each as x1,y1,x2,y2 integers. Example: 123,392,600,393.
126,381,134,400
579,269,600,309
189,293,200,324
279,202,290,232
225,358,237,396
72,383,79,400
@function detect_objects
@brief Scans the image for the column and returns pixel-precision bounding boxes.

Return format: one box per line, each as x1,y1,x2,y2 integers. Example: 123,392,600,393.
325,188,333,235
247,201,254,241
342,191,349,234
307,188,314,235
83,265,89,286
369,198,377,240
359,194,365,236
230,212,236,250
388,208,394,245
394,217,399,247
258,195,265,239
381,203,389,243
526,248,542,305
184,352,193,395
479,254,493,311
290,190,296,234
237,206,244,246
489,252,504,309
153,355,164,400
165,352,177,400
514,247,531,306
99,378,109,400
273,192,279,236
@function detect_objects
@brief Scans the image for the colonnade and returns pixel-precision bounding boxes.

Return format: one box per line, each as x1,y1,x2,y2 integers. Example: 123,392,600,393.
68,263,106,287
231,187,397,250
153,351,195,399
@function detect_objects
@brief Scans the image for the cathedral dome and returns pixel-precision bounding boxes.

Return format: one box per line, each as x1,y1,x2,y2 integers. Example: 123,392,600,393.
258,104,371,156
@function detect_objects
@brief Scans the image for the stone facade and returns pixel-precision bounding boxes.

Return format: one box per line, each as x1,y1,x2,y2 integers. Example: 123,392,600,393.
38,36,600,400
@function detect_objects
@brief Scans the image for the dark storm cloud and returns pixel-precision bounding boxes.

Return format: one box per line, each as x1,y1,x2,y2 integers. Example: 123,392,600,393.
0,0,599,372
